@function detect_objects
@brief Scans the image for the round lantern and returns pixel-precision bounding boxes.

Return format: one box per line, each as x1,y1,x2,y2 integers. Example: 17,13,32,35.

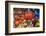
25,12,33,20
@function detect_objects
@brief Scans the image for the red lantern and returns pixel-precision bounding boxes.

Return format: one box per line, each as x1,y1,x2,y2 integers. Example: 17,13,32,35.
25,12,33,20
14,20,19,25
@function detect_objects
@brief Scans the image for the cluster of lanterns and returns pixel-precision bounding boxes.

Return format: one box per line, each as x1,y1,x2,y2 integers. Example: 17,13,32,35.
13,8,39,28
